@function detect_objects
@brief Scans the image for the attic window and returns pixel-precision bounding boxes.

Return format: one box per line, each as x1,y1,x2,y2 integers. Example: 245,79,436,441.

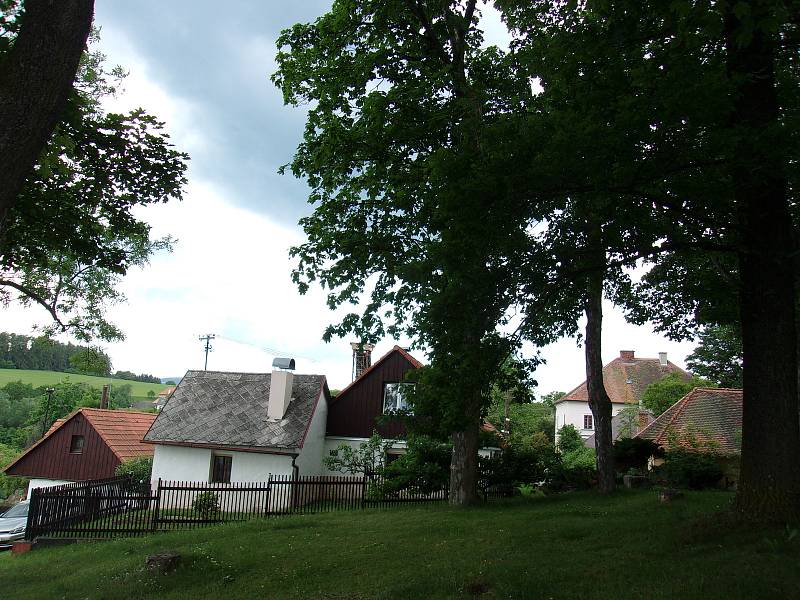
69,435,85,454
383,383,414,413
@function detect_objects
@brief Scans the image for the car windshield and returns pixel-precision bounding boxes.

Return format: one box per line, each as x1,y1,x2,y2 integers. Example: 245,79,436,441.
1,503,28,519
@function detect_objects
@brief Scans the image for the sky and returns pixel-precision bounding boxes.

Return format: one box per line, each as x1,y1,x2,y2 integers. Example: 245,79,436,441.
1,1,696,392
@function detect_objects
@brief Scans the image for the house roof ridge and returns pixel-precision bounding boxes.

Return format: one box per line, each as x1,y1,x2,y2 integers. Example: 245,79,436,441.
332,345,423,402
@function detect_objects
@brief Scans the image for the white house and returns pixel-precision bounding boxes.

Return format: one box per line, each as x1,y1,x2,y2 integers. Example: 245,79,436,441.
554,350,690,441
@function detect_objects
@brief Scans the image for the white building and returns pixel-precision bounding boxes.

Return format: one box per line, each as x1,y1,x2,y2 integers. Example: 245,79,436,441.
554,350,690,441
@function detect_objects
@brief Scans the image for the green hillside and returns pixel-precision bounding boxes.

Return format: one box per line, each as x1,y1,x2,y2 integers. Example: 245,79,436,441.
0,369,170,401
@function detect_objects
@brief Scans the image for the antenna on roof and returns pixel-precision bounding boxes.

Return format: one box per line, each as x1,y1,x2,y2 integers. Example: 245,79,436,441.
199,333,216,370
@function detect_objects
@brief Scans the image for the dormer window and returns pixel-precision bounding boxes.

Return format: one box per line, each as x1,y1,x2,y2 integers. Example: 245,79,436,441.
383,383,414,413
69,435,85,454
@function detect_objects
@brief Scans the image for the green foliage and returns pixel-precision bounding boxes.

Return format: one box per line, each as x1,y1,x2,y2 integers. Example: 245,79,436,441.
68,347,111,377
376,436,451,497
486,398,554,449
323,433,391,475
192,491,220,517
0,441,26,500
641,373,715,416
115,456,153,484
539,391,565,409
556,425,584,454
660,450,724,490
0,26,188,341
480,445,557,491
686,325,743,388
613,438,662,473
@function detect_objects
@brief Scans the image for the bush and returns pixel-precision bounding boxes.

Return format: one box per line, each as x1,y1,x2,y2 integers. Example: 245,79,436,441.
557,425,584,453
115,456,153,484
193,491,219,516
660,449,723,489
613,438,662,473
377,435,450,496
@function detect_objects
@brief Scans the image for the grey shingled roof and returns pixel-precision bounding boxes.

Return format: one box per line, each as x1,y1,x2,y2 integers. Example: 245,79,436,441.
143,371,327,451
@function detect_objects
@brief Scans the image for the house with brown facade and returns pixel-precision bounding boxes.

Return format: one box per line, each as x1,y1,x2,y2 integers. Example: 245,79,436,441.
555,350,691,441
4,408,156,497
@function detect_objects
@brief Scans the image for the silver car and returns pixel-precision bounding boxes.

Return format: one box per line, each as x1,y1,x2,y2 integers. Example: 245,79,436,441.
0,501,29,549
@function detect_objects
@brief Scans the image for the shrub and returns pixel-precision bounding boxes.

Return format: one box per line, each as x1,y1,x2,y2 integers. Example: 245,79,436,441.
660,449,724,489
479,445,558,491
193,491,220,516
377,435,450,496
115,456,153,484
557,425,584,453
613,437,662,473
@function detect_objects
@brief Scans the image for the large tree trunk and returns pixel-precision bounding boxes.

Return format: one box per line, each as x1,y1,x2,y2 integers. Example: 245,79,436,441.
0,0,95,230
449,406,480,506
584,252,615,493
725,3,800,520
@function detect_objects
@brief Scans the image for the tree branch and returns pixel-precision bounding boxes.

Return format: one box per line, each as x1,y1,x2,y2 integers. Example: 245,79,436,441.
0,278,67,331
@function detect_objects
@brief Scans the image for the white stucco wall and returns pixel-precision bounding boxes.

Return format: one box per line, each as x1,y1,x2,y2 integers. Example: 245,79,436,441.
555,400,629,440
26,478,73,498
150,444,294,488
322,436,407,476
295,393,329,477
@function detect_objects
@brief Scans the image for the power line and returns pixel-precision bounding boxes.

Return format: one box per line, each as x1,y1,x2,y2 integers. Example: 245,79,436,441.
216,334,322,364
198,333,216,370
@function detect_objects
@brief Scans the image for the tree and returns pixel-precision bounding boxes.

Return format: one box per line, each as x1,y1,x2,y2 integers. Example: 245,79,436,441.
641,372,715,417
324,433,391,475
499,0,800,518
0,0,95,227
68,346,110,376
539,391,565,409
1,15,189,341
686,324,743,388
115,455,152,484
275,0,529,505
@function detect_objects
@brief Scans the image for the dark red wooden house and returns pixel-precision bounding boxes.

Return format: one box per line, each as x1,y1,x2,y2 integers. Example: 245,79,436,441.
4,408,156,497
326,345,423,439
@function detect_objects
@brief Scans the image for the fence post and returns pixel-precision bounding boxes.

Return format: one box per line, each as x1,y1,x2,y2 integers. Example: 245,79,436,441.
360,472,369,510
265,473,272,517
151,478,162,532
25,486,40,541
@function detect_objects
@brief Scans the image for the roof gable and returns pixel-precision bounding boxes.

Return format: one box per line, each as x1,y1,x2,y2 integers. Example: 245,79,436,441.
636,388,742,454
143,371,328,451
557,357,691,405
4,408,156,477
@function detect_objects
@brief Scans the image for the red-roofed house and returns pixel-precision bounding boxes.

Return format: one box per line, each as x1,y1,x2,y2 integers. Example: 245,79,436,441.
4,408,156,497
555,350,691,440
636,388,743,455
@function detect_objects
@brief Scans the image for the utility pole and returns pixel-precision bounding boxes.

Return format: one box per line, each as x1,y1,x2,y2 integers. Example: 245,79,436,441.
199,334,216,370
41,387,55,438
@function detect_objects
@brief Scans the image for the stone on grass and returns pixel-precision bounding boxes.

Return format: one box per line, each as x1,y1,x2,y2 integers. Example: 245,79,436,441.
146,552,181,574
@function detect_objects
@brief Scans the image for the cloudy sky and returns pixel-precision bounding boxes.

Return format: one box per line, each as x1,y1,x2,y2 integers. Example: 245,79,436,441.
2,1,695,391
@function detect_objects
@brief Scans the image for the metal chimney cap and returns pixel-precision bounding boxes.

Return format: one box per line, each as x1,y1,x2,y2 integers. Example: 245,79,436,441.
272,357,296,371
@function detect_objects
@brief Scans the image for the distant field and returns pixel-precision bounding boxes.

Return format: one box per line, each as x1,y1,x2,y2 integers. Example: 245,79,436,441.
0,369,170,401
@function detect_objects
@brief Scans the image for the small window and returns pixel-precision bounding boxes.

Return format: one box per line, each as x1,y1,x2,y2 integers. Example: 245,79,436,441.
583,415,593,430
383,383,414,413
385,452,404,465
69,435,85,454
211,455,232,483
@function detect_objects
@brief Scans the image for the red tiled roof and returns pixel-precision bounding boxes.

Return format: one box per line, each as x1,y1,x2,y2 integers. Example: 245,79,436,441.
636,388,742,454
556,355,691,405
80,408,157,461
45,418,66,437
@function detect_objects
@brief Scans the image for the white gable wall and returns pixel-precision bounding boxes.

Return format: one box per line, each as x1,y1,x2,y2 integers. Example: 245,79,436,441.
295,392,328,476
555,400,630,441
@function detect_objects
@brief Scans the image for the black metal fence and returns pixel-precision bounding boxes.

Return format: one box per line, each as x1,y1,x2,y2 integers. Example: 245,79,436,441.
25,472,453,540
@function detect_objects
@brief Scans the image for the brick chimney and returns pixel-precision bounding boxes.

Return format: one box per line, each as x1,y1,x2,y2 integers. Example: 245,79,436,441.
351,342,375,381
619,350,635,360
268,358,295,421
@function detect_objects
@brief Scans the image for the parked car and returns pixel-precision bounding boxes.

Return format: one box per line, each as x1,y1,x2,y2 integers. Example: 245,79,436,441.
0,500,29,549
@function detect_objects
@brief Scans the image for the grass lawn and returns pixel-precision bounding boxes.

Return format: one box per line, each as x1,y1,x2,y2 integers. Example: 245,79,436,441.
0,369,169,402
1,489,798,599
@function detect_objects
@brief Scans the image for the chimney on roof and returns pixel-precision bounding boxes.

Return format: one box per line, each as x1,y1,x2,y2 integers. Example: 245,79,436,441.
100,385,109,409
351,342,375,381
620,350,635,360
268,358,295,421
659,352,668,367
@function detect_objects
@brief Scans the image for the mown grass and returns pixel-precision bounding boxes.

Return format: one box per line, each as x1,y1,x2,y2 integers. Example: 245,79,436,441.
0,369,169,402
2,489,798,599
